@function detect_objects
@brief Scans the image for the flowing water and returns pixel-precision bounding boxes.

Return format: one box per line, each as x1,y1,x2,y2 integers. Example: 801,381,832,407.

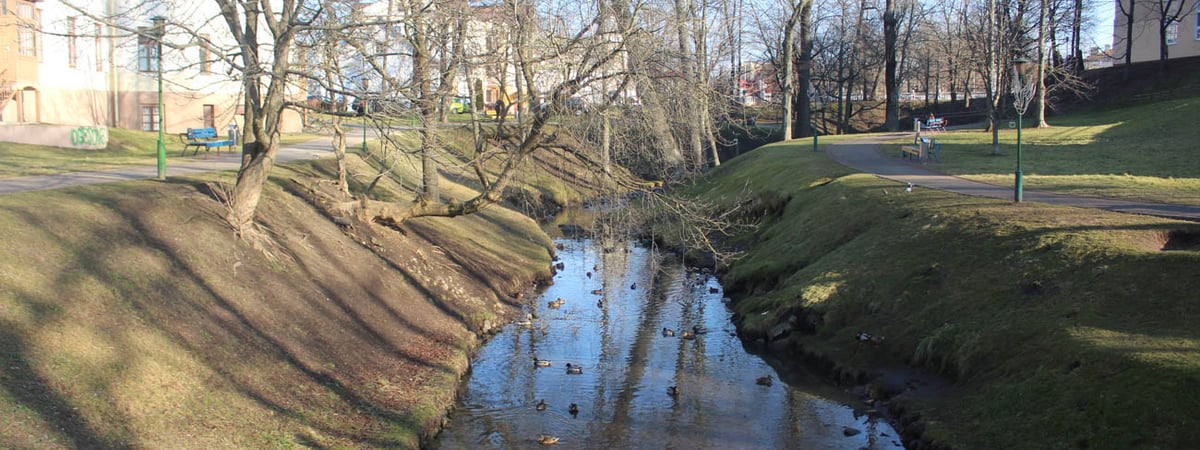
433,237,904,449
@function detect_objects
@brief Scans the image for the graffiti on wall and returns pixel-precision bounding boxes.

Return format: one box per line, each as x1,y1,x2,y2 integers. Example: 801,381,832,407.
70,126,108,148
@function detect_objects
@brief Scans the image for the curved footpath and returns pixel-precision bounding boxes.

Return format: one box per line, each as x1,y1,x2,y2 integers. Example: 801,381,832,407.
828,132,1200,222
5,132,1200,224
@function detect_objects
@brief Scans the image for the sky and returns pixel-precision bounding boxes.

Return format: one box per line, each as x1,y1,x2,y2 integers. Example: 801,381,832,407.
1090,1,1115,49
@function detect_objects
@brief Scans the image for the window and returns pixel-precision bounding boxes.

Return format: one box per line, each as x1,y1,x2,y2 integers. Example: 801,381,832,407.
141,105,160,131
138,31,159,72
67,17,76,68
203,104,214,128
1195,5,1200,40
1167,21,1179,45
95,23,103,71
17,28,34,56
199,34,210,73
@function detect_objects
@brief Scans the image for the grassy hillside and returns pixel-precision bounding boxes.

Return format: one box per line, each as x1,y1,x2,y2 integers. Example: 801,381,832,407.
693,136,1200,449
0,131,610,447
902,94,1200,206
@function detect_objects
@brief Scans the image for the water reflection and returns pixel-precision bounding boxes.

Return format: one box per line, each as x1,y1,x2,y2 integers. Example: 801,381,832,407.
434,238,903,449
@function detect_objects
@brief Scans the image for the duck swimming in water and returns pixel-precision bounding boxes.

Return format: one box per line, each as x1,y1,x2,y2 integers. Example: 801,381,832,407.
666,385,679,397
536,399,547,411
756,375,774,386
565,363,583,375
662,328,676,337
538,435,560,445
533,356,552,367
568,403,579,416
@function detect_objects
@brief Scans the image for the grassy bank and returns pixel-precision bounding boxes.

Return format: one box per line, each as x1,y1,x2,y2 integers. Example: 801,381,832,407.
900,95,1200,206
0,124,626,447
693,138,1200,449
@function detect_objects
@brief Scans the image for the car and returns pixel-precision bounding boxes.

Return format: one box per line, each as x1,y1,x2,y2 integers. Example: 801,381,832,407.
562,98,589,115
452,96,472,114
306,95,333,112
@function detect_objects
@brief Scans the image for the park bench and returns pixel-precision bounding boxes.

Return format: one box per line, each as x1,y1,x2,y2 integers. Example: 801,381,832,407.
925,117,947,132
900,137,942,163
179,126,236,157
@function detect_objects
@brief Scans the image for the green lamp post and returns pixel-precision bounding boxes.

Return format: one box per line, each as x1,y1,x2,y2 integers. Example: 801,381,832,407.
151,16,167,181
1011,57,1036,203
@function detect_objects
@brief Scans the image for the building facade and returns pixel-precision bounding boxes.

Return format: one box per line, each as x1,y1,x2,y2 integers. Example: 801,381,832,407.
0,0,301,137
1112,0,1200,64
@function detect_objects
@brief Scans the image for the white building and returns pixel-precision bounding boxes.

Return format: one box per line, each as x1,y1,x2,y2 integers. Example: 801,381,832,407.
0,0,302,140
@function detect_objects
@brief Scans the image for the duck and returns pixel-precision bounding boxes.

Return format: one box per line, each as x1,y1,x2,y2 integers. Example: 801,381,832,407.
533,357,552,368
856,331,885,348
591,289,604,295
565,363,583,375
756,375,774,386
662,328,676,337
548,298,565,309
666,385,679,397
568,403,579,416
680,331,696,340
538,435,560,445
630,283,637,290
536,399,547,411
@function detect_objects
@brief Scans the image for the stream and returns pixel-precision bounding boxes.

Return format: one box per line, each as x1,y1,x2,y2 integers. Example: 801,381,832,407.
432,236,904,449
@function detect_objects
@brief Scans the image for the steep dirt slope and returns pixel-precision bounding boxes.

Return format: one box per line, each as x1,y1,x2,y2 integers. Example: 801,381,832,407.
0,159,554,448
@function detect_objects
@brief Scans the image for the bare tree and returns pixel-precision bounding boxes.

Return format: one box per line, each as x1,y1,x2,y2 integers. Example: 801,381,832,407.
883,0,900,131
1151,0,1190,72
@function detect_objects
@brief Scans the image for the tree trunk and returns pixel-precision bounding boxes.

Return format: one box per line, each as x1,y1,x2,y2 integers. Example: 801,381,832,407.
1071,0,1083,74
781,5,798,141
987,0,999,155
1036,0,1048,128
798,0,813,138
883,0,899,131
1122,0,1134,81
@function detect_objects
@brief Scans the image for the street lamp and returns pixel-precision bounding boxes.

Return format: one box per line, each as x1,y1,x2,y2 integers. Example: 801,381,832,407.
1011,57,1036,203
151,16,166,181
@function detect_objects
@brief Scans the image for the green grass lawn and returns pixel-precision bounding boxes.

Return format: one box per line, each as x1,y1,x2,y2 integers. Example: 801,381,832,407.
0,128,324,179
691,136,1200,450
898,95,1200,206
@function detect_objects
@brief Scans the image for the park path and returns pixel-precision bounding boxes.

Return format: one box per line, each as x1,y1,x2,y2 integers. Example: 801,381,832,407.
826,132,1200,222
4,131,1200,223
0,136,335,194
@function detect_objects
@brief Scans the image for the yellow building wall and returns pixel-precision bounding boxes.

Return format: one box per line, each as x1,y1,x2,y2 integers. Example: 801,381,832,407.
1113,0,1200,64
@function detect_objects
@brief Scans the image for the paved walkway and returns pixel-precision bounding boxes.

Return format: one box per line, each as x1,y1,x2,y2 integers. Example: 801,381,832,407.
5,132,1200,223
0,137,336,194
827,132,1200,222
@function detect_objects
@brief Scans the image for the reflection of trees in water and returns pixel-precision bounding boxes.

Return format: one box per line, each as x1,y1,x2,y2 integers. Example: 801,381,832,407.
438,238,901,449
596,267,662,448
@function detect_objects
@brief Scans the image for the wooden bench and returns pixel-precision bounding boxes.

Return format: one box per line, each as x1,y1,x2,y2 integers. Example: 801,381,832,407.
901,145,923,160
179,127,236,157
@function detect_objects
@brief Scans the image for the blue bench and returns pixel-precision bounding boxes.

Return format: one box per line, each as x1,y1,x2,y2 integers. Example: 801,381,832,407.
925,117,946,132
180,127,236,157
921,137,942,163
901,138,943,163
